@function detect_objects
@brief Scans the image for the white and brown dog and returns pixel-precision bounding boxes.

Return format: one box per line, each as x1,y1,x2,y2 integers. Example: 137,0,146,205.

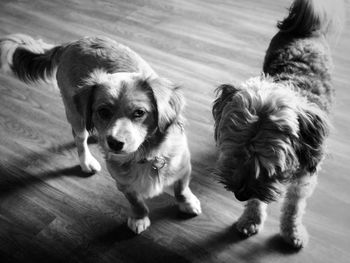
0,34,201,234
213,0,344,248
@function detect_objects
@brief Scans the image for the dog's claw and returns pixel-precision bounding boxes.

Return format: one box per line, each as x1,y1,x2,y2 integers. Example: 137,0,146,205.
281,225,309,249
235,200,267,237
236,220,261,237
127,216,151,234
236,212,266,237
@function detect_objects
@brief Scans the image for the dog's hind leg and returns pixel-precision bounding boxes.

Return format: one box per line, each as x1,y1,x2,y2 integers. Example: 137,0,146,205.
280,174,317,248
174,164,202,216
124,191,150,234
235,199,267,237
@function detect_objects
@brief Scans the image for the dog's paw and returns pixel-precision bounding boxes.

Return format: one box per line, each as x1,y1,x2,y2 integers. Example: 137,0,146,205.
236,207,266,237
178,194,202,215
236,219,262,237
236,216,264,237
281,225,309,249
127,216,151,234
80,154,101,174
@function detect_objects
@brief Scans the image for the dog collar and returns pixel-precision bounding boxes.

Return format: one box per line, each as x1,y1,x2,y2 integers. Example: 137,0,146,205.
106,152,167,171
138,156,166,171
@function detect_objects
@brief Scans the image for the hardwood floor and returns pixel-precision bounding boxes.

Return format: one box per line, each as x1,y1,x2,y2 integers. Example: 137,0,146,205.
0,0,349,262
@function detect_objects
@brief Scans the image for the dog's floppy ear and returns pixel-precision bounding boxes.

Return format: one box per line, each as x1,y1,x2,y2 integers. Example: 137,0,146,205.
147,77,184,133
73,69,111,132
297,104,330,173
212,84,240,140
73,84,97,132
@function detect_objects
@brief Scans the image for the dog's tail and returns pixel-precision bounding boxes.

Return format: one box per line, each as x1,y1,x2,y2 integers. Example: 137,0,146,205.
277,0,345,38
0,34,64,83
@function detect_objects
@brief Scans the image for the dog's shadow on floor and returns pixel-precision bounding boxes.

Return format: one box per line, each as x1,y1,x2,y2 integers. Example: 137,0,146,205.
89,218,193,263
187,225,304,262
0,138,99,197
0,163,94,197
235,234,304,262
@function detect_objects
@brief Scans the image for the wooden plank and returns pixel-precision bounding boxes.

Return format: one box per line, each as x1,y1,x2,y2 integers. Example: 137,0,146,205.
0,0,349,262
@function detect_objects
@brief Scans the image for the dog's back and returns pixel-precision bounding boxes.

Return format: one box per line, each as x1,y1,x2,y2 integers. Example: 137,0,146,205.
0,35,156,88
263,0,345,112
55,36,157,99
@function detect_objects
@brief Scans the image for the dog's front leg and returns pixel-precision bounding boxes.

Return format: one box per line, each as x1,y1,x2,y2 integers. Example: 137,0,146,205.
280,174,317,248
174,167,201,215
72,129,101,173
124,191,150,234
235,199,267,237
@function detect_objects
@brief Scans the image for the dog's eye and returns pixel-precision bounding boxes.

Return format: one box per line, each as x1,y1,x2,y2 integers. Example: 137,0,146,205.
133,109,146,119
97,107,113,121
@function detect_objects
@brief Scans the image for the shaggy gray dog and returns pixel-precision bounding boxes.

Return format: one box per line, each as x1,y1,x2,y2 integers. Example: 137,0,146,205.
213,0,344,248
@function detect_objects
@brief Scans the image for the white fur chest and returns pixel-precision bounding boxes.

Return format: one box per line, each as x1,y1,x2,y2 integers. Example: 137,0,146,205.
107,158,177,199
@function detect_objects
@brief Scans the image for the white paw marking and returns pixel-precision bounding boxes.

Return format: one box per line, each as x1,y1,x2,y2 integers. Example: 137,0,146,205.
236,208,266,237
281,225,309,249
178,194,202,215
127,216,151,234
236,218,262,236
80,154,101,173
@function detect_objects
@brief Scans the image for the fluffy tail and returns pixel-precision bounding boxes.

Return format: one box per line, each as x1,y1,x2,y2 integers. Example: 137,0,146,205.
0,34,63,83
277,0,345,38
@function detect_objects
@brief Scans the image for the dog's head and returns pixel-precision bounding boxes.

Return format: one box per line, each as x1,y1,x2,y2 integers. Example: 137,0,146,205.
212,77,329,203
74,70,184,158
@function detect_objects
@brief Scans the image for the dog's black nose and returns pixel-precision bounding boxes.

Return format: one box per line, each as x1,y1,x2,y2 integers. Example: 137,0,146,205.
234,191,251,202
107,136,124,152
234,187,252,202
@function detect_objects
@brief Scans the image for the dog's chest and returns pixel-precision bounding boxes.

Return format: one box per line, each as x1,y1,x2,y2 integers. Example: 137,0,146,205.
107,158,174,198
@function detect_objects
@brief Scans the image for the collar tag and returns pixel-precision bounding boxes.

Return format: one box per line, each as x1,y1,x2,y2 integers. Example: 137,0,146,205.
137,156,166,170
151,157,166,170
